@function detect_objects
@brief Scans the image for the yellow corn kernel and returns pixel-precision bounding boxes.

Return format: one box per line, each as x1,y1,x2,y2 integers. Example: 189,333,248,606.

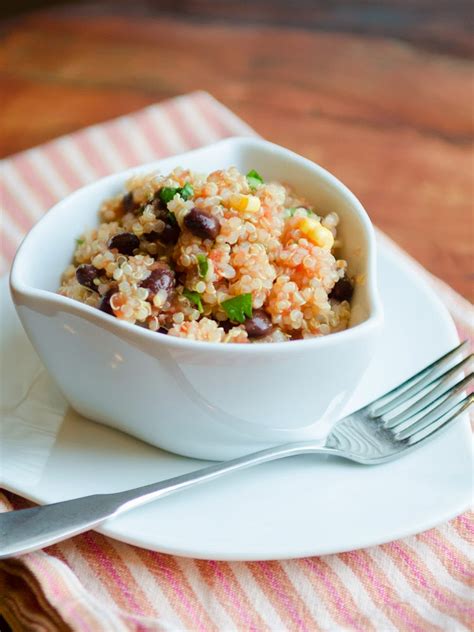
299,217,334,250
229,194,261,213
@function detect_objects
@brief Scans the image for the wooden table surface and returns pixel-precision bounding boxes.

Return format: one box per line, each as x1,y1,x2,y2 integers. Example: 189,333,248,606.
1,1,472,300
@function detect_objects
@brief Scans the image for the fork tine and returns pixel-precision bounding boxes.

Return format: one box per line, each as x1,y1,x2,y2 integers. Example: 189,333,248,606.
383,354,473,428
404,394,473,446
370,341,469,418
394,373,473,441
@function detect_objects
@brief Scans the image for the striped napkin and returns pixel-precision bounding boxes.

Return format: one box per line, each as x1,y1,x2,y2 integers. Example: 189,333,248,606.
1,91,472,632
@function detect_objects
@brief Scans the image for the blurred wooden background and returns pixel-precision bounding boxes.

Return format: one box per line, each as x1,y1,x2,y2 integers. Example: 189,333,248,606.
0,0,472,299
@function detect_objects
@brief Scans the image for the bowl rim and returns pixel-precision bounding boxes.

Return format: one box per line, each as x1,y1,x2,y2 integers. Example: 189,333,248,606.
10,136,383,355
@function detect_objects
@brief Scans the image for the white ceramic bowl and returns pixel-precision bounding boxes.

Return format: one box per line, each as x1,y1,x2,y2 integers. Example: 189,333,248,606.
10,137,383,460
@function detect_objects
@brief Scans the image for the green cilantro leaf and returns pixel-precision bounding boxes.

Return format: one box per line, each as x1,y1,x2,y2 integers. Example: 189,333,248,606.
221,293,253,323
196,254,209,278
183,288,203,313
159,183,194,205
159,187,179,204
246,169,264,190
75,238,85,245
179,182,194,200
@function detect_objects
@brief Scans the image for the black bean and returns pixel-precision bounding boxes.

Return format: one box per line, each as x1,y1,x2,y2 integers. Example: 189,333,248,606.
163,223,180,244
75,264,100,292
99,288,117,316
184,208,220,240
122,191,138,214
244,309,273,338
140,262,176,296
159,222,181,245
157,327,168,335
108,232,140,255
145,219,180,246
329,278,354,302
219,320,234,333
143,230,160,242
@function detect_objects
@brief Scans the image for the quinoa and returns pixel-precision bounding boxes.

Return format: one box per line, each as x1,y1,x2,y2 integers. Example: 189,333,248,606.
59,167,353,343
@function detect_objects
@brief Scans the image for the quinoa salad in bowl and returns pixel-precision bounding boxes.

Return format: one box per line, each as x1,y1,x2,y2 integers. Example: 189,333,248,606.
59,167,354,343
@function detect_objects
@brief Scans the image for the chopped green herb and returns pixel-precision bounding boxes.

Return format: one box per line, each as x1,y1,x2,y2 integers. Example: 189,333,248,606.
183,288,203,313
159,183,194,205
179,182,194,200
196,254,209,278
221,293,253,324
159,187,179,204
75,238,85,246
246,169,264,190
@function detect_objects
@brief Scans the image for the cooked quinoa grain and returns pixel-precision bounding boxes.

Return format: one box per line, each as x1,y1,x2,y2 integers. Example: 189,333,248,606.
59,167,353,343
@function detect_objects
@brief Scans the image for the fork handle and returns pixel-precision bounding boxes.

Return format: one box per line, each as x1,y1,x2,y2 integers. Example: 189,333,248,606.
0,441,334,558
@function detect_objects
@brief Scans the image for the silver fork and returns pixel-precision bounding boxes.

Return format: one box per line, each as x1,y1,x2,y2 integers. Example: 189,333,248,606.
1,342,472,559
